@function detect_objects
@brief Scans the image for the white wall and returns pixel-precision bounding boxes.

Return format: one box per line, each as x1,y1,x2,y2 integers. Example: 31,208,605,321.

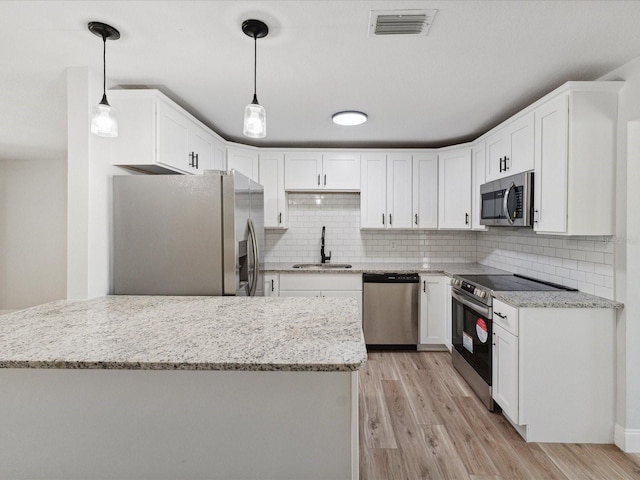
66,67,128,300
600,55,640,452
0,158,67,312
264,193,477,264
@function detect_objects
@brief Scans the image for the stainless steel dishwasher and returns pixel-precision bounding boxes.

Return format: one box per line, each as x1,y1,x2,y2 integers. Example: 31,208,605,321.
362,273,419,347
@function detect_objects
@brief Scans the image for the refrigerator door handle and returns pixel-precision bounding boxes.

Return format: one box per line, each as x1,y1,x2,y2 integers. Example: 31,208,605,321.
247,218,260,296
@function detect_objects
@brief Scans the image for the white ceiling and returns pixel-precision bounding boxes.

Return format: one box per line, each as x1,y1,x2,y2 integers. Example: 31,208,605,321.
2,0,640,162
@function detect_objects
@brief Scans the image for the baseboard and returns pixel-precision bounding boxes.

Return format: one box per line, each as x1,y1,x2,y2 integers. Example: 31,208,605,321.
614,423,640,452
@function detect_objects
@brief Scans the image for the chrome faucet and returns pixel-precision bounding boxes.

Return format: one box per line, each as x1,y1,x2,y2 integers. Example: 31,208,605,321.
321,226,331,263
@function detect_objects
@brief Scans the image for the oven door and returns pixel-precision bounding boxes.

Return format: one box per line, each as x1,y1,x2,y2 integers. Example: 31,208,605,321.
451,289,493,385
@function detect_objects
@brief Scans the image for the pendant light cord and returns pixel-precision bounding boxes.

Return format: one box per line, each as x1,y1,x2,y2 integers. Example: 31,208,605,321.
100,34,109,105
252,34,258,103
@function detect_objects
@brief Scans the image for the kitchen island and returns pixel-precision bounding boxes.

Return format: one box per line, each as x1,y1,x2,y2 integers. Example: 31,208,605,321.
0,295,366,480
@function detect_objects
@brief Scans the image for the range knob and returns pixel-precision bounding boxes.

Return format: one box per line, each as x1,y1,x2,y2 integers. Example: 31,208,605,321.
477,290,487,298
451,279,461,287
473,288,481,296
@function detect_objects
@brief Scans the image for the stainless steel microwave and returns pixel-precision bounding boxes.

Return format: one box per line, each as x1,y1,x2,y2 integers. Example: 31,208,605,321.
480,171,534,227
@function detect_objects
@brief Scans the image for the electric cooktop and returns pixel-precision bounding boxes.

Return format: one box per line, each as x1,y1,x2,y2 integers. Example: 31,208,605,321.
458,274,577,292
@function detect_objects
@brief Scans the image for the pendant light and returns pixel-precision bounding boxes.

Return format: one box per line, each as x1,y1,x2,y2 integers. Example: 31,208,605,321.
242,19,268,139
88,21,120,138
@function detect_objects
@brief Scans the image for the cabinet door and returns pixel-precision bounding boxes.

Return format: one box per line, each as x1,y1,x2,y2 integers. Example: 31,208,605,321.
264,274,279,297
284,153,322,190
212,137,226,171
492,324,519,422
228,146,259,182
471,142,487,231
157,100,191,173
508,112,534,174
387,154,413,229
322,153,360,190
279,290,321,297
360,153,387,229
485,129,508,182
412,153,438,229
438,148,471,229
419,275,447,346
188,125,215,173
260,152,287,229
534,95,569,233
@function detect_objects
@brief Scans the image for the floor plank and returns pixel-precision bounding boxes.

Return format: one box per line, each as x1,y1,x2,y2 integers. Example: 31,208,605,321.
359,351,640,480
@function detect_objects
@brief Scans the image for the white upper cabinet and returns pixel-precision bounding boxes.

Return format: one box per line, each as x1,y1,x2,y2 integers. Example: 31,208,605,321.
323,153,361,190
386,154,413,228
259,152,288,229
533,84,621,236
360,153,413,229
227,145,259,183
438,147,472,229
485,112,534,181
284,152,360,191
360,153,388,228
108,89,225,175
471,141,487,231
412,153,438,229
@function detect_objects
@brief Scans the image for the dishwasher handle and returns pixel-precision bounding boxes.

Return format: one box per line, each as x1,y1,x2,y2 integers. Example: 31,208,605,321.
363,273,420,283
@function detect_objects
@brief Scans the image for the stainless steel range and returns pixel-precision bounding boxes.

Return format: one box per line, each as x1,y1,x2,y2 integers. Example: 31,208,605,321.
450,273,576,411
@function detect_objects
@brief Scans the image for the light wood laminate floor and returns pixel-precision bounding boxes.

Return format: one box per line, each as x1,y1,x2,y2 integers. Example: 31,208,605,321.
359,351,640,480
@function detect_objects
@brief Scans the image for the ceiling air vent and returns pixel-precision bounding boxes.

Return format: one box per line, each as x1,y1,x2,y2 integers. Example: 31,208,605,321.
369,9,437,37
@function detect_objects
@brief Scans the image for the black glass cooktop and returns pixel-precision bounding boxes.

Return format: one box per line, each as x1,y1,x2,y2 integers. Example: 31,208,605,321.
461,274,577,292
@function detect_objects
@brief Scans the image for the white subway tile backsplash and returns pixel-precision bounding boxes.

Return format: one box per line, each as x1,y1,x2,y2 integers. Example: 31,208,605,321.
264,194,615,300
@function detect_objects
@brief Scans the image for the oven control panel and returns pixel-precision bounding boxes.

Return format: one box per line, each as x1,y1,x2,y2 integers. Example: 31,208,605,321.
451,278,487,299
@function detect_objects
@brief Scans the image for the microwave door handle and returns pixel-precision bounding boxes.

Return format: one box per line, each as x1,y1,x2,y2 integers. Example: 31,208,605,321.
247,218,259,296
503,182,516,225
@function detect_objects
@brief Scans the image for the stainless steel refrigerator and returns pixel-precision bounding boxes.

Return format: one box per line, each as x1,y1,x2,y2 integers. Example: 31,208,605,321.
112,170,264,296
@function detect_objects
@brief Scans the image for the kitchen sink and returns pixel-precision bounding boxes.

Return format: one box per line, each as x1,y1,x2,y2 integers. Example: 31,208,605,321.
292,263,353,269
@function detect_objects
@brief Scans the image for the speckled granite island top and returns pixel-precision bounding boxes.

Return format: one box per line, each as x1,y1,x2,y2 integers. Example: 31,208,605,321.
0,296,367,372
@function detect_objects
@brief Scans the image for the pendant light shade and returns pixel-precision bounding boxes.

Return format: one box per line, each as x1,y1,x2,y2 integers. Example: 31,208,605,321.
88,22,120,138
242,19,268,139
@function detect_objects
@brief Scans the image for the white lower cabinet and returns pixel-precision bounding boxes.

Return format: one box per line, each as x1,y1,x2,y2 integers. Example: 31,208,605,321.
418,274,448,349
492,322,519,421
491,298,616,443
264,274,279,297
277,273,363,316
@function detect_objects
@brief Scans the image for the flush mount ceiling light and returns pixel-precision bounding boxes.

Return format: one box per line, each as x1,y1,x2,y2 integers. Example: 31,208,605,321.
242,19,268,139
88,21,120,138
332,111,368,126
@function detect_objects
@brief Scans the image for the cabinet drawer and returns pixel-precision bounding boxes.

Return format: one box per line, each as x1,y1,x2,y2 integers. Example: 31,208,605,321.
279,273,362,291
493,299,518,336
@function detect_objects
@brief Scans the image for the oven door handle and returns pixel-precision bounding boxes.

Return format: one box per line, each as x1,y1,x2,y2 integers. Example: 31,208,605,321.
503,182,516,225
451,289,491,318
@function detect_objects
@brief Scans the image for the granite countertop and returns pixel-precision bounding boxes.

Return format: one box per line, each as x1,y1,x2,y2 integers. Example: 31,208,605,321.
493,291,623,309
0,296,367,372
266,262,623,309
265,262,510,276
